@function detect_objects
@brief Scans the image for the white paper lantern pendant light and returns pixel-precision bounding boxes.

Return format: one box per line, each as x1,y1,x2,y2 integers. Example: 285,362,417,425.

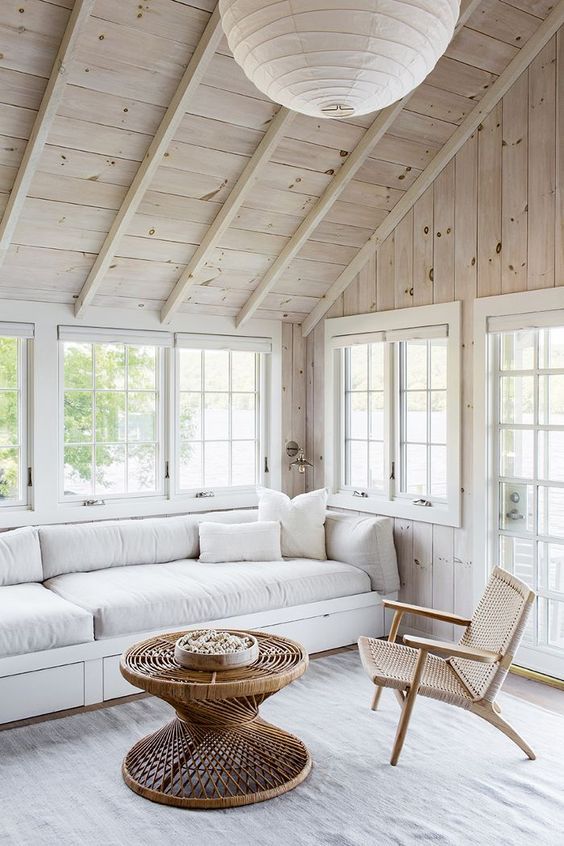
219,1,460,119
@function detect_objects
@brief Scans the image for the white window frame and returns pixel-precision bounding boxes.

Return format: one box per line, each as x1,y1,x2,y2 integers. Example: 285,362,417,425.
0,322,33,510
473,286,564,677
0,301,281,530
58,327,169,504
172,334,273,500
325,301,461,526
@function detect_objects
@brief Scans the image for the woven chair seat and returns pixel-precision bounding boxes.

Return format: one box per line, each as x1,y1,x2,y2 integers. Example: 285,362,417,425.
358,637,473,710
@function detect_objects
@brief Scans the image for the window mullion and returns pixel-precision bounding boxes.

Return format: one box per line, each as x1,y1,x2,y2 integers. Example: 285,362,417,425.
384,342,394,502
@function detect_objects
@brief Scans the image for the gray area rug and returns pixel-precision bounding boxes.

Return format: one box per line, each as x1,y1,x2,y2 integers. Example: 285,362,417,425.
0,651,561,846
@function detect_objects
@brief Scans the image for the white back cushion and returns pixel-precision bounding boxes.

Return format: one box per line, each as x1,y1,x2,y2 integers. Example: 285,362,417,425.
0,527,43,586
39,510,259,579
199,521,281,563
325,512,400,594
258,488,327,560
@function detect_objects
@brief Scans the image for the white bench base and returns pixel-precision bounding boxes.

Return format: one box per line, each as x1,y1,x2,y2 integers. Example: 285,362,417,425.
0,592,393,725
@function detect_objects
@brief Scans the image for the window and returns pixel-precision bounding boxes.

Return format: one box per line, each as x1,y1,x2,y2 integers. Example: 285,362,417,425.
0,323,31,507
175,334,271,493
326,302,460,525
60,327,168,500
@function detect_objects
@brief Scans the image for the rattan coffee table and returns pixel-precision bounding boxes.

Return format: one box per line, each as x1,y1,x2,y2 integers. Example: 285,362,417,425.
120,629,311,808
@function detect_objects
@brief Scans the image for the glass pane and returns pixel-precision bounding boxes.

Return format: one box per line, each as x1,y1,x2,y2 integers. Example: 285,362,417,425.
94,444,126,494
348,346,368,391
232,393,255,440
548,327,564,369
538,542,564,592
179,393,202,440
349,392,368,439
430,445,447,498
95,392,125,443
500,482,534,533
368,441,384,490
179,349,201,391
346,441,367,487
538,431,564,482
94,344,125,389
430,391,447,444
406,392,427,442
231,352,256,392
0,337,18,389
499,535,535,585
179,442,202,489
500,429,534,479
369,391,384,440
539,487,564,539
500,375,534,424
405,444,427,495
430,339,447,389
127,444,157,493
127,346,156,390
0,391,18,446
204,441,229,486
547,600,564,649
501,330,535,371
127,392,156,442
232,441,256,486
369,344,384,391
204,350,229,391
0,447,19,501
64,392,92,443
63,342,92,390
405,341,427,389
204,393,228,439
539,375,564,425
63,445,92,496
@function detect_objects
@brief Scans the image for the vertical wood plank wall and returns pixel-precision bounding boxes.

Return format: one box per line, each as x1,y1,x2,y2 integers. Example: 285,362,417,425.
281,35,562,632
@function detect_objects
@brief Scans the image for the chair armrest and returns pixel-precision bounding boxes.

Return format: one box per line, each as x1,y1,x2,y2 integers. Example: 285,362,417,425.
382,599,472,627
403,635,501,664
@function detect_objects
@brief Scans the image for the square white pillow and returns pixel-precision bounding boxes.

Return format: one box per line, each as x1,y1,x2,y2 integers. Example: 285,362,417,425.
258,488,327,560
198,521,282,564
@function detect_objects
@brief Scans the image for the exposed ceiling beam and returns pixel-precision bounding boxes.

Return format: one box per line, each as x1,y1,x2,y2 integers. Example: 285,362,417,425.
74,5,223,317
234,0,481,329
160,106,295,324
0,0,95,268
301,0,564,337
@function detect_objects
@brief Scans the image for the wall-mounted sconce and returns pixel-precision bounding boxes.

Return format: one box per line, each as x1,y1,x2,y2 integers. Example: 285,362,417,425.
286,441,313,474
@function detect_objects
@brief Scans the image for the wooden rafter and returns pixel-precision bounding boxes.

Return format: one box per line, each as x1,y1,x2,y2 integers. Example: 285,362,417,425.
234,0,482,328
160,106,295,324
74,6,223,317
0,0,95,268
302,0,564,337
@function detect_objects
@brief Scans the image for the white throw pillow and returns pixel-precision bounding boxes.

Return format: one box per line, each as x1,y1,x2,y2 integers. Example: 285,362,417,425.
198,521,282,564
258,488,327,560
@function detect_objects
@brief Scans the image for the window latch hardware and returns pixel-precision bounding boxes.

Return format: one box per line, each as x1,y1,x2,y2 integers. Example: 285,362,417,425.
390,460,395,481
353,490,368,498
83,499,106,507
27,467,32,487
413,498,432,507
164,460,170,480
264,456,269,474
195,491,215,498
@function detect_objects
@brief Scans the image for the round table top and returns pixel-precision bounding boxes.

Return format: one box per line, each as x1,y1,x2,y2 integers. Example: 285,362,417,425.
120,629,308,701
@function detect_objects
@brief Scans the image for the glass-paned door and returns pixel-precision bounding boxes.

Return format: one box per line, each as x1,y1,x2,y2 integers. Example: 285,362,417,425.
492,326,564,679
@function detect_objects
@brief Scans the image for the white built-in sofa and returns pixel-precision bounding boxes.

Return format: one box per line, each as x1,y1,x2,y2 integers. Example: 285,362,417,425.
0,509,399,725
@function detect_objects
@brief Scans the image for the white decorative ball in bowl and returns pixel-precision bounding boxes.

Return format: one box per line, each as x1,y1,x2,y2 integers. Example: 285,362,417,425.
174,629,259,671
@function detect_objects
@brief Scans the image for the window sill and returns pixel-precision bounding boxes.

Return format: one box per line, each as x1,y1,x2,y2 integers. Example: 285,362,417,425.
328,492,461,528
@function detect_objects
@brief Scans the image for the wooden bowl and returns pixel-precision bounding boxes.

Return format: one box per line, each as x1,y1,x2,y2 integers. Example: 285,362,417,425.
174,631,259,671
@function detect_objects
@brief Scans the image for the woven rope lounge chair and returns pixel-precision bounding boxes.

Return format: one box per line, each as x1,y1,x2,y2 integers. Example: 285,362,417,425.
358,566,536,766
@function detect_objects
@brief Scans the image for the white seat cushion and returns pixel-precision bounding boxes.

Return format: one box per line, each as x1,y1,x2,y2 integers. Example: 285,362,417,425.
44,558,371,639
0,584,94,658
0,527,43,586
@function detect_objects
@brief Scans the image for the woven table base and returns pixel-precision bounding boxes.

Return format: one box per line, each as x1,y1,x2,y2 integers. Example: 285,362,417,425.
122,696,311,808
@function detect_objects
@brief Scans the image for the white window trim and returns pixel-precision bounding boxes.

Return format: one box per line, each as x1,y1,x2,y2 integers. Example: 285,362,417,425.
0,328,32,510
325,301,461,527
0,301,281,529
473,286,564,678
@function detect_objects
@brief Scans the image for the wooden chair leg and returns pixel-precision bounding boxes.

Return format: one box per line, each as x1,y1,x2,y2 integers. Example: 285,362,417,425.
390,650,428,766
370,685,383,711
471,701,536,760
